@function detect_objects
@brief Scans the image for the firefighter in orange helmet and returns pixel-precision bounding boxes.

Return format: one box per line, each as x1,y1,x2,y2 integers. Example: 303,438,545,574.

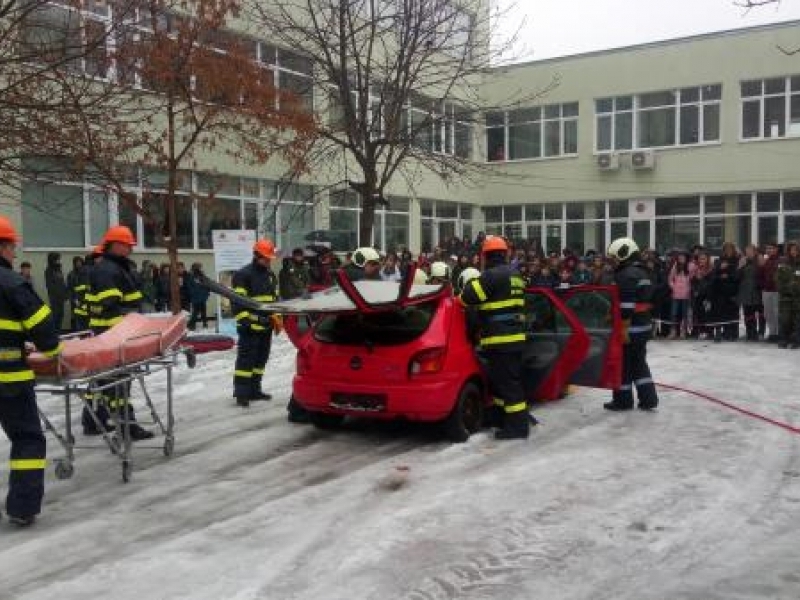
231,239,281,406
458,235,534,440
0,216,62,526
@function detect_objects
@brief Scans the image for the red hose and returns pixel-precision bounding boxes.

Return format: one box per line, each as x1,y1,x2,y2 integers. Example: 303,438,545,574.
656,381,800,436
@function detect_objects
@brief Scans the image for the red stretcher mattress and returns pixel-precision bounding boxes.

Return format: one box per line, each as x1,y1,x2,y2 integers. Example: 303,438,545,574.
29,313,187,378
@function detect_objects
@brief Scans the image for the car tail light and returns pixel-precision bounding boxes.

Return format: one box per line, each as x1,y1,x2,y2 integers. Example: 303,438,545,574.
409,347,446,376
296,348,311,375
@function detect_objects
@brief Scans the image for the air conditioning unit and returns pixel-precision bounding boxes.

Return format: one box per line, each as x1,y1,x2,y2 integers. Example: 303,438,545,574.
631,149,655,170
596,153,620,171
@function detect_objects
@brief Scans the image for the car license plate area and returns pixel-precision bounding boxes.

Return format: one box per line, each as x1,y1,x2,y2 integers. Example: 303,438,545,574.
330,392,387,412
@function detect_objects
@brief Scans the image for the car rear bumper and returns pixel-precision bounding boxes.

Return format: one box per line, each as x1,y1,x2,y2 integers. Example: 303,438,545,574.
292,374,478,422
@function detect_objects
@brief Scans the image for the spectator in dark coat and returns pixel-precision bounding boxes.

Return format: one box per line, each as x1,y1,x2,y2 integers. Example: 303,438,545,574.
187,263,211,330
736,244,764,341
44,252,68,332
712,242,741,341
66,256,84,330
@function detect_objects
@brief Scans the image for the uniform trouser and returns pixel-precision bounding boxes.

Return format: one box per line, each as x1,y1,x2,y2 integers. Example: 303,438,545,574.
483,349,529,434
234,329,273,399
72,312,89,332
0,381,46,518
763,291,780,338
612,339,659,408
778,300,800,344
81,377,136,431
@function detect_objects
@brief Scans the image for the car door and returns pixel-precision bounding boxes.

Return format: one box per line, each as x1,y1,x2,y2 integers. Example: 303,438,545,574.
557,285,623,391
522,287,591,402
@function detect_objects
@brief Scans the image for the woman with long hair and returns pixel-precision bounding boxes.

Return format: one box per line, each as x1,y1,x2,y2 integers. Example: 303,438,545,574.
668,252,692,338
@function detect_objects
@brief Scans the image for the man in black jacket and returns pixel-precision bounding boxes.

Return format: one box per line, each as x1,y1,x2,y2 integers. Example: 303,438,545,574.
604,237,659,411
232,239,280,407
0,216,63,526
44,252,68,333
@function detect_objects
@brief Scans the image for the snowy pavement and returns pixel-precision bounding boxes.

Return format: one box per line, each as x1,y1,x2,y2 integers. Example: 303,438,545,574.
1,336,800,599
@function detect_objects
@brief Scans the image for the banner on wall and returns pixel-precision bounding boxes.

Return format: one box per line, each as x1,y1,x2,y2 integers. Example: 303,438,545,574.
629,198,655,221
212,230,256,336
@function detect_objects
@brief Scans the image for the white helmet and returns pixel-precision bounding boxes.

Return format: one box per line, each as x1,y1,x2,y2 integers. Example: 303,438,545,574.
430,261,449,279
352,246,381,268
412,268,428,284
456,267,481,293
607,237,639,262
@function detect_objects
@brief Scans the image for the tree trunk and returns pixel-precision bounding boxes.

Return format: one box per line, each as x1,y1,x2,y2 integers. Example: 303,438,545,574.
166,192,182,315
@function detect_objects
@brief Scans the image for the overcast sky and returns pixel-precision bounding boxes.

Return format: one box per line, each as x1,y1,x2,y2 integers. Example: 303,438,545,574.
495,0,800,62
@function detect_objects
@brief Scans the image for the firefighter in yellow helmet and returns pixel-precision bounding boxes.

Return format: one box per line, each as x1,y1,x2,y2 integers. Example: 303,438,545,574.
458,236,534,439
0,216,62,526
232,239,281,407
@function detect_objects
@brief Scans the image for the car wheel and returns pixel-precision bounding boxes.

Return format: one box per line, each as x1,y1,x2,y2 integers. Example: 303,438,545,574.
443,382,484,443
310,412,345,430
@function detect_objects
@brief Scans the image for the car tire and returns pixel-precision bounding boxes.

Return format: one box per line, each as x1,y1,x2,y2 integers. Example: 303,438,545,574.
443,382,484,443
310,412,345,430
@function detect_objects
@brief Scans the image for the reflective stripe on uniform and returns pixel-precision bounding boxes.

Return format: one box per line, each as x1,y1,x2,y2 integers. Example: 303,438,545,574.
89,316,124,328
477,298,525,311
629,325,651,333
620,302,636,309
94,288,123,302
10,459,46,471
23,305,51,330
252,368,264,375
41,342,64,358
0,370,35,383
251,323,266,331
493,398,504,407
123,291,143,302
470,280,488,302
234,370,253,378
233,287,248,295
73,308,88,316
0,349,23,360
235,311,250,321
635,377,653,386
480,333,527,347
252,295,276,302
0,319,23,332
504,401,528,414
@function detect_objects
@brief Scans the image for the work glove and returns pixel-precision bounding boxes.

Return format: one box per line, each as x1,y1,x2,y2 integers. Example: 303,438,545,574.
270,313,284,335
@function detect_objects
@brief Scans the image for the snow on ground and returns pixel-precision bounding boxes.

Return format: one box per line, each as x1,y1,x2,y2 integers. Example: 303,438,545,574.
2,335,800,600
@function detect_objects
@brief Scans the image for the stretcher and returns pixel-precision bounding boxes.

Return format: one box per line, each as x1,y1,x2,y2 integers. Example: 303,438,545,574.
30,314,196,483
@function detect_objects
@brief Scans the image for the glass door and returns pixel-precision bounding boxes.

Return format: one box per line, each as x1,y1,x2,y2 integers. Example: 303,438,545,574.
632,220,651,249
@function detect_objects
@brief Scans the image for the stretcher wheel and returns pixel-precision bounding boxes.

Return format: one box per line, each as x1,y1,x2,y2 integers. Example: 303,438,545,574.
122,460,132,483
185,348,197,369
163,436,175,457
54,460,74,480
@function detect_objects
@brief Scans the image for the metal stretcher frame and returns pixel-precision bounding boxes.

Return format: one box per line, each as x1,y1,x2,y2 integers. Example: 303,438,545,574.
35,330,196,483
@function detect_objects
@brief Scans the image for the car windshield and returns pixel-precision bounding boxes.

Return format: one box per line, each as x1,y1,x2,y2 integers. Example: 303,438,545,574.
314,301,437,346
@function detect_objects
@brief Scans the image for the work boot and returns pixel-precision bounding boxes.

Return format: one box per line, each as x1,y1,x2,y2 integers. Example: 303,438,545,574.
484,405,504,429
7,514,36,528
603,401,633,411
638,402,658,411
235,396,250,408
494,412,529,440
128,424,155,441
251,391,272,401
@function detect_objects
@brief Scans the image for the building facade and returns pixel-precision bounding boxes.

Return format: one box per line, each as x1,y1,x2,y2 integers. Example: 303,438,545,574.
7,16,800,288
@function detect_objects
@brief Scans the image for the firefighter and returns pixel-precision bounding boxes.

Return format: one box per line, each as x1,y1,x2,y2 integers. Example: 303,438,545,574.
428,261,451,285
85,226,153,439
459,236,532,440
604,237,659,411
71,245,102,332
0,216,62,526
342,247,381,282
232,239,281,407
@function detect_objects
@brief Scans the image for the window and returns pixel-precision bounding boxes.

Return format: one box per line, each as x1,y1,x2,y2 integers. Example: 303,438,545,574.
741,75,800,139
198,198,242,249
257,43,314,110
596,85,720,151
21,182,85,247
142,194,193,249
487,102,579,162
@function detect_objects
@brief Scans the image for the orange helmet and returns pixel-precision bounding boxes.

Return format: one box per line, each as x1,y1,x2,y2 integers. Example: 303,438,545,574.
482,235,508,254
0,216,20,243
253,239,277,259
104,225,137,246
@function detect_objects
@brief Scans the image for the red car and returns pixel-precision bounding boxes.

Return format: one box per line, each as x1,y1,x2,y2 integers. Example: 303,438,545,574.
280,272,623,441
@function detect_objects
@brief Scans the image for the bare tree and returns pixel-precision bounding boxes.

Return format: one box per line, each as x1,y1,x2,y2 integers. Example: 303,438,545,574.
10,0,316,312
248,0,534,246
